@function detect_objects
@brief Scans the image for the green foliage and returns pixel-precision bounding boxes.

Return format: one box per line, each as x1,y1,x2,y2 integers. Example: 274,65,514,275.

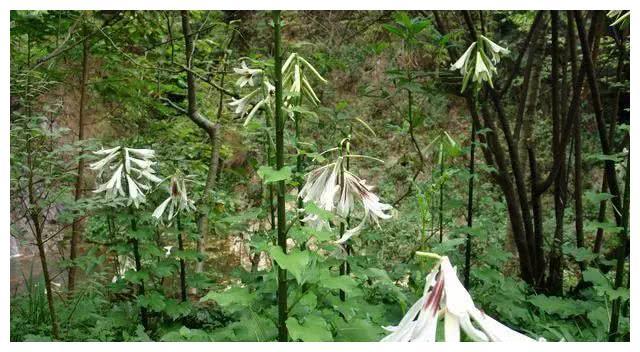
9,9,630,343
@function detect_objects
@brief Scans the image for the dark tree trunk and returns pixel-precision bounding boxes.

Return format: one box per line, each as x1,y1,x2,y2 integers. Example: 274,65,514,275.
69,22,90,292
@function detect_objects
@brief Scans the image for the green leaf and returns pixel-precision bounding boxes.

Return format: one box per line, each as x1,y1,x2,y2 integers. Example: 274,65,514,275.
124,270,149,284
200,286,256,313
289,226,335,243
585,221,623,233
286,315,333,342
304,201,337,222
269,246,311,284
582,267,609,287
161,326,211,342
319,274,362,297
585,191,614,204
334,318,385,341
431,237,466,255
528,295,589,318
257,165,293,183
164,300,192,320
290,292,317,317
229,313,278,342
565,247,598,263
137,291,167,312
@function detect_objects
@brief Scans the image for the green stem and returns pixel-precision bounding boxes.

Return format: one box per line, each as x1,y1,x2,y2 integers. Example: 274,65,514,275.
130,212,148,330
273,10,288,342
439,145,444,243
177,214,187,302
464,120,476,289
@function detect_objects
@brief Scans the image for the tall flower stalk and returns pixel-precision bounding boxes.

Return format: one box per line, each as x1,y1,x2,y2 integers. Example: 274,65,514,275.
272,10,288,342
90,145,161,329
152,173,196,302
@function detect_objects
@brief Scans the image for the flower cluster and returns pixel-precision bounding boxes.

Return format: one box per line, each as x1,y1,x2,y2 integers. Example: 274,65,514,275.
450,35,509,92
229,53,326,126
89,146,162,208
152,174,196,222
111,255,136,283
381,255,544,342
299,156,392,243
281,52,327,106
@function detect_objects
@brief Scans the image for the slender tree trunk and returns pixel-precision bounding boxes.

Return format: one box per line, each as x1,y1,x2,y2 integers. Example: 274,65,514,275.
34,221,60,339
25,35,59,339
272,10,288,342
573,108,585,271
68,22,90,292
574,11,623,225
546,10,565,295
608,153,630,341
195,132,220,275
180,11,222,281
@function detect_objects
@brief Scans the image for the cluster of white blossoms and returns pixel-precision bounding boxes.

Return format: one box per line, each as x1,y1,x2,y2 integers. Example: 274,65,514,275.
111,255,136,283
450,35,509,92
299,155,393,243
152,174,196,222
281,52,327,107
382,255,545,342
229,53,327,126
90,146,162,208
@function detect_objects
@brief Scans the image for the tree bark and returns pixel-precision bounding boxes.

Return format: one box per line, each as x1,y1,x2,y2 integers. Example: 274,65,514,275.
180,11,222,280
68,21,90,292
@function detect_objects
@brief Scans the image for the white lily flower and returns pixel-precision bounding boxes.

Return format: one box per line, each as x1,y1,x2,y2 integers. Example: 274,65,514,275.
381,256,545,342
450,42,476,75
229,88,260,117
111,255,136,283
450,36,508,92
474,51,493,87
91,145,161,208
299,156,392,242
152,174,196,222
481,35,510,64
163,246,173,257
233,61,262,88
299,162,340,230
243,99,267,126
281,53,327,106
94,145,121,156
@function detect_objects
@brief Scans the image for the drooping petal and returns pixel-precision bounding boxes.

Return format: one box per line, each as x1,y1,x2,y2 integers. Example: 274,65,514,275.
469,308,537,342
450,42,476,74
89,151,119,171
152,197,172,219
94,146,121,155
444,310,461,341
